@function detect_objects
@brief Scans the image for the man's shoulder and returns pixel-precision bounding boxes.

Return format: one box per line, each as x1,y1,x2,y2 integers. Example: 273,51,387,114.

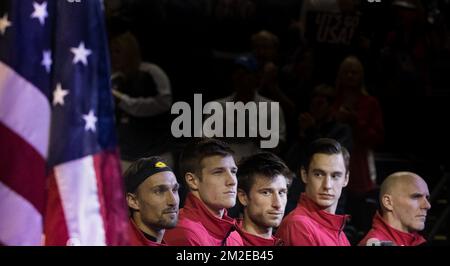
359,228,390,245
163,219,208,246
280,210,316,231
175,214,208,233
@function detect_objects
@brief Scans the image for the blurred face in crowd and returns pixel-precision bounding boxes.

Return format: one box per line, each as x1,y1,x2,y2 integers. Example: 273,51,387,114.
128,171,180,235
252,31,278,64
337,56,364,92
310,94,331,122
188,155,238,217
302,153,349,214
110,33,141,76
239,174,288,233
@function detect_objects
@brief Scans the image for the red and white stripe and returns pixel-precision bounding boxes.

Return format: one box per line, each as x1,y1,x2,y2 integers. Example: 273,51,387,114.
44,151,128,246
0,62,129,246
0,62,50,246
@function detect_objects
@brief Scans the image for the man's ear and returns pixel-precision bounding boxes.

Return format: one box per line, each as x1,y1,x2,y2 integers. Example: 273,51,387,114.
382,194,394,212
127,192,139,211
237,189,248,207
300,167,308,184
185,172,200,191
343,171,350,187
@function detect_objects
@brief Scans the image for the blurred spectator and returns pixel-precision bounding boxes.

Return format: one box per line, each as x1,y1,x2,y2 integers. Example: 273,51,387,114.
332,55,384,234
285,84,353,173
205,55,287,162
110,32,173,170
380,0,430,98
251,31,296,143
301,0,363,85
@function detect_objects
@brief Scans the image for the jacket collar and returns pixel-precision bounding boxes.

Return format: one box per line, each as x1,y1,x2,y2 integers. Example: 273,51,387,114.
299,193,349,231
236,220,281,246
372,212,426,246
129,218,166,246
183,193,237,239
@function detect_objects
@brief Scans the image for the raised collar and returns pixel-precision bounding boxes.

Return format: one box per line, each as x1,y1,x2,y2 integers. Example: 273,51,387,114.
129,218,166,246
298,193,349,232
236,220,281,246
372,212,426,246
183,193,237,239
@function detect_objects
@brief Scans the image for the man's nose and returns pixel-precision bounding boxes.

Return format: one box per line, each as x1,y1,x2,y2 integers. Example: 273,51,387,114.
322,176,332,189
225,171,237,187
422,197,431,210
272,193,282,210
166,190,179,207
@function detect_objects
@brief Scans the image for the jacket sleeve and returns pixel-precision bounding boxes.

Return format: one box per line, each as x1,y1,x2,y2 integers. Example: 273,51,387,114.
116,63,172,117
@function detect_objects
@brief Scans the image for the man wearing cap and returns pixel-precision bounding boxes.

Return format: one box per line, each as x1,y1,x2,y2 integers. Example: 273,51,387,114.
163,138,243,246
124,156,180,246
359,172,431,246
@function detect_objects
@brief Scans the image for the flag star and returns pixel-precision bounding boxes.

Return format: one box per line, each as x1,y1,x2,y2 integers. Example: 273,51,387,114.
31,1,48,26
82,110,97,132
0,14,12,35
71,42,92,66
53,83,69,106
41,50,52,73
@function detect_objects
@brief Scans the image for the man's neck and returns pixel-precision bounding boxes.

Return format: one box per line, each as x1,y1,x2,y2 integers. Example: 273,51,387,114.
132,215,164,243
242,214,272,239
192,192,224,218
384,213,410,234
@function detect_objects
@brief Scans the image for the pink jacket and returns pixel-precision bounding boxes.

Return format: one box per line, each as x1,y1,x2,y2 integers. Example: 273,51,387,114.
276,193,350,246
163,193,243,246
359,212,426,246
230,220,282,246
128,218,166,246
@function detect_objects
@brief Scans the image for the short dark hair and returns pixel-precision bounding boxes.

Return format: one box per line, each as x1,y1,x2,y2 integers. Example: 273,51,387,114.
179,138,234,179
303,138,350,173
238,152,293,195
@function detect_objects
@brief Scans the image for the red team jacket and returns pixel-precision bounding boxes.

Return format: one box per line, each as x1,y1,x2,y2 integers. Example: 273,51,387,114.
359,212,426,246
128,218,166,246
229,220,282,246
276,193,350,246
163,193,243,246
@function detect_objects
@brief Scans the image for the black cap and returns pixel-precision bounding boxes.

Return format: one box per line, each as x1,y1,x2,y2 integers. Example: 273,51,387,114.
124,156,173,193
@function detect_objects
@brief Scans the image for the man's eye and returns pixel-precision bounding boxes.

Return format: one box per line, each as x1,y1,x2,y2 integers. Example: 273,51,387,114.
153,188,165,194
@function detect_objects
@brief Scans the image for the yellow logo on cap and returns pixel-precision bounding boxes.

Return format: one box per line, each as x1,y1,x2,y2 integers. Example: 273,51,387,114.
155,162,167,168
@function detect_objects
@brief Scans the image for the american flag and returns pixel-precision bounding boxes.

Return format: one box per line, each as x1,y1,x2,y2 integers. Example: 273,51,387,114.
0,0,129,245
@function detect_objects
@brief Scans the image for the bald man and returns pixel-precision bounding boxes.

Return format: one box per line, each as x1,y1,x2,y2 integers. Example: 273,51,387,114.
359,172,431,246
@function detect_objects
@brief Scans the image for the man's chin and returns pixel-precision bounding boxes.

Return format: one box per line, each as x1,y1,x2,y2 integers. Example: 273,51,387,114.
315,199,333,210
222,201,236,209
162,221,178,229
